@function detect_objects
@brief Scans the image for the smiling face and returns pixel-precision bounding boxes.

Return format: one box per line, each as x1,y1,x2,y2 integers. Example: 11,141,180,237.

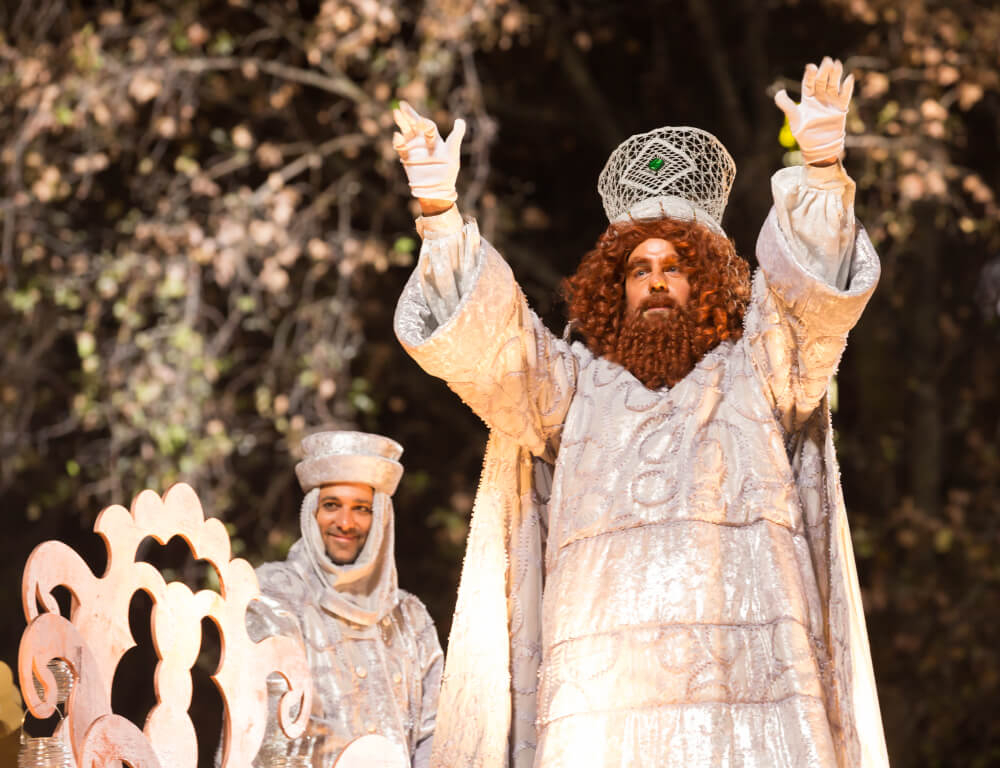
314,482,375,565
624,238,691,319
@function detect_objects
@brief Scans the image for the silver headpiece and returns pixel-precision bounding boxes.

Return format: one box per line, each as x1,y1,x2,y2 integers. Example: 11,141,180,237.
597,126,736,236
295,430,404,496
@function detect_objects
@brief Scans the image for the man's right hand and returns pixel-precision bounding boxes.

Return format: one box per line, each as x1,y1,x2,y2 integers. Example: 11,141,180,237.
774,57,854,166
392,101,465,208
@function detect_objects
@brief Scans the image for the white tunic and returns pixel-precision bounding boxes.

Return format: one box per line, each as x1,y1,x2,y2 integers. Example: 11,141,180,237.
394,164,889,768
246,491,443,768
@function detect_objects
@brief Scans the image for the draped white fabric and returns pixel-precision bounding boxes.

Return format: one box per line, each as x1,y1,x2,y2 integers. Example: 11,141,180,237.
297,488,399,627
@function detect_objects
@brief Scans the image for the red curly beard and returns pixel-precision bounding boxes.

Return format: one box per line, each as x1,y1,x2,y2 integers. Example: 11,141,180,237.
614,293,696,389
563,217,751,391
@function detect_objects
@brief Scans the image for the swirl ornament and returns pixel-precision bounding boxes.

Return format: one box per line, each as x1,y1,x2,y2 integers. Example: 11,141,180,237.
18,482,312,768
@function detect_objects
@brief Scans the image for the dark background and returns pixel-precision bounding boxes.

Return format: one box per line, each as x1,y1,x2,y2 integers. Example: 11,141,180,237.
2,0,999,765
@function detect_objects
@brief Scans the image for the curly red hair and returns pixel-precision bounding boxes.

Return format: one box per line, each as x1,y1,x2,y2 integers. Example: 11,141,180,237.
563,217,751,385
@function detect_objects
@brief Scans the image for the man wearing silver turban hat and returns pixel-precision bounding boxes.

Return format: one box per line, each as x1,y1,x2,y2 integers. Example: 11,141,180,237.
245,430,442,767
391,57,888,768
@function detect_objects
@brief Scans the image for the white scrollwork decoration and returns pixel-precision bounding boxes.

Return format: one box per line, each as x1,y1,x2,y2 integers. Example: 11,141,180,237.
19,482,312,768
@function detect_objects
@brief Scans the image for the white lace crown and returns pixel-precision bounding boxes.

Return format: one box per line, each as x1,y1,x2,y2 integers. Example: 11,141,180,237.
597,126,736,236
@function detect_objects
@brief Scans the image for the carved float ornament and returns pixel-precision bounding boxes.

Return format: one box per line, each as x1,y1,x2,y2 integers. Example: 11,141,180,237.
334,735,409,768
19,483,312,768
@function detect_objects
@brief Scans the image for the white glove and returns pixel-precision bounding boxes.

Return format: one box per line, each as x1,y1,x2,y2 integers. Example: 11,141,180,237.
392,101,466,202
774,57,854,165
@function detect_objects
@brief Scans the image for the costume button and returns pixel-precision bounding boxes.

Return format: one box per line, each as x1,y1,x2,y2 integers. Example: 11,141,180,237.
355,666,367,678
366,724,376,733
381,616,391,627
392,672,402,684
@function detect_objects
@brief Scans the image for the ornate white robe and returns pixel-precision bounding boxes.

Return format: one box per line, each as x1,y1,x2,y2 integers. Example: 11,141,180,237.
394,164,889,768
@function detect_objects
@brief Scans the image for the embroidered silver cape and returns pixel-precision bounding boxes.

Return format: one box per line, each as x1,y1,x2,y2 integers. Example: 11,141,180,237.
394,164,889,768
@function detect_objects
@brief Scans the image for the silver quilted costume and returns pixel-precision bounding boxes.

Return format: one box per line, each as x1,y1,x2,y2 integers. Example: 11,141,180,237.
246,432,443,768
393,163,889,768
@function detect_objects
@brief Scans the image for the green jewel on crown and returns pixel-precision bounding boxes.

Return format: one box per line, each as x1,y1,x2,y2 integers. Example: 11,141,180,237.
648,157,665,172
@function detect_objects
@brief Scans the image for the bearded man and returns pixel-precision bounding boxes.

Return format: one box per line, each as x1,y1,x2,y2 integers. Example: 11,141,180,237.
245,430,443,767
392,57,889,768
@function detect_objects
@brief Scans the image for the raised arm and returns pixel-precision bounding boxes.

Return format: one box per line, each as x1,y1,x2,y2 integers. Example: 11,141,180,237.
392,102,576,458
745,57,879,434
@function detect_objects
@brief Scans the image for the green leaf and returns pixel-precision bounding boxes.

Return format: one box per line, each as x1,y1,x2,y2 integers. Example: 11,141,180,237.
934,528,954,553
210,30,234,55
236,295,256,313
350,392,376,414
174,156,200,177
76,331,96,359
876,101,899,127
393,236,417,254
7,288,41,314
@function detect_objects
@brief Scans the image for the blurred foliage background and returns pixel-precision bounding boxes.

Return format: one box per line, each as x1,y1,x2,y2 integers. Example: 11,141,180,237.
1,0,998,764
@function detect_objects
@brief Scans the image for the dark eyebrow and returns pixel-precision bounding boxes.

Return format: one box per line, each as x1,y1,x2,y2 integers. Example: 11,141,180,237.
627,254,683,270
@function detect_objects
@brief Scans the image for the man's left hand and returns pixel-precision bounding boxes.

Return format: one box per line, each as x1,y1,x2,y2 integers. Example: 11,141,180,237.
774,57,854,166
